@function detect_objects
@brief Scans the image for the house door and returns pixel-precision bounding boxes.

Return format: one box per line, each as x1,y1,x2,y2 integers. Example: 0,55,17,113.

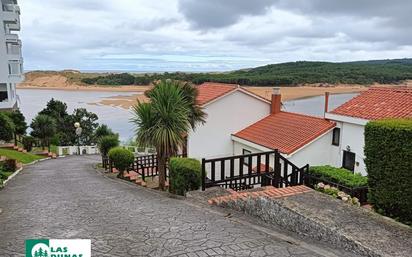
342,150,355,172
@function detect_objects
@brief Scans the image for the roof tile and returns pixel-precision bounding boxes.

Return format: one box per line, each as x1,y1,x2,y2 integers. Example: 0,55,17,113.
331,87,412,120
234,112,335,154
196,82,238,106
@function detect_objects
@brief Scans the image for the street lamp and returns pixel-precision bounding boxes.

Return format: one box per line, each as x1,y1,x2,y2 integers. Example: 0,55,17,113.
74,122,82,155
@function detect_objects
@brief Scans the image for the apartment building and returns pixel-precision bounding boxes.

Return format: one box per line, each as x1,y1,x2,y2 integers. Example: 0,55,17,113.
0,0,23,110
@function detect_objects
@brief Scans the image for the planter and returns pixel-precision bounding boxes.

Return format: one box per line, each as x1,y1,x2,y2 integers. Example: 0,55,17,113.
304,174,368,204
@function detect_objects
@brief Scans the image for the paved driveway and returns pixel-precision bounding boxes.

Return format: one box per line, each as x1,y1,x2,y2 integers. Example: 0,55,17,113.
0,156,358,257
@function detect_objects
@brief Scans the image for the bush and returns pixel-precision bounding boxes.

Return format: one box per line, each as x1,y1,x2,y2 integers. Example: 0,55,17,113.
108,147,134,177
98,135,119,157
0,112,15,142
364,119,412,225
169,158,201,196
3,159,17,172
308,165,368,188
22,136,36,152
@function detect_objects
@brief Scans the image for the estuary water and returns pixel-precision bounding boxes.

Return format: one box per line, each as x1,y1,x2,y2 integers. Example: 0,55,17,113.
18,89,358,142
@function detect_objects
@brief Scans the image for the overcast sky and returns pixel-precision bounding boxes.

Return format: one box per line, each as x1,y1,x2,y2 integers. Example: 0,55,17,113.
20,0,412,72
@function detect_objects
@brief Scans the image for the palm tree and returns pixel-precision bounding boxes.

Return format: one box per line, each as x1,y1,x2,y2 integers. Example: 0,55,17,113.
30,114,56,151
178,81,207,130
132,80,205,190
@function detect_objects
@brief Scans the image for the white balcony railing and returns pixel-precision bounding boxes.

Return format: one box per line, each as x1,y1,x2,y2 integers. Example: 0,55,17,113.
2,3,19,13
6,42,21,56
8,61,22,75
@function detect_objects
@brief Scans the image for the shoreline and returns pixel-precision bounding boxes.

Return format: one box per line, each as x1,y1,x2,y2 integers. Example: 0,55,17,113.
16,85,150,92
17,85,367,110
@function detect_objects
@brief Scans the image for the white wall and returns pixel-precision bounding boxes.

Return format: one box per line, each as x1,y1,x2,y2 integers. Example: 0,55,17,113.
0,1,22,110
188,90,270,159
288,130,338,168
58,146,99,156
331,122,367,175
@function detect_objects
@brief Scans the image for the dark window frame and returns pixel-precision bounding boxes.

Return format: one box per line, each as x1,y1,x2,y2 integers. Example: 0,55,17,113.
342,150,356,172
242,149,251,166
332,127,341,146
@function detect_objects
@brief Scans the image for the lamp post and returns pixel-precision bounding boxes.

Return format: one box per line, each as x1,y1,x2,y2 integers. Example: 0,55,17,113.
74,122,82,155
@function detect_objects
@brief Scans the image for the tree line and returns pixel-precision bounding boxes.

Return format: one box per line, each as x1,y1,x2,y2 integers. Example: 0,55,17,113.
0,99,116,152
81,59,412,87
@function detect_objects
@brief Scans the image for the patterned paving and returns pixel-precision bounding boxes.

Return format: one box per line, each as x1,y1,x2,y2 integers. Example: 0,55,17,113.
0,156,359,256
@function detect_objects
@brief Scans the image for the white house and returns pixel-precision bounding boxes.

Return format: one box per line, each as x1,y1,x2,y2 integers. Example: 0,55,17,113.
187,82,271,159
325,87,412,175
189,84,412,179
230,88,337,170
0,0,23,110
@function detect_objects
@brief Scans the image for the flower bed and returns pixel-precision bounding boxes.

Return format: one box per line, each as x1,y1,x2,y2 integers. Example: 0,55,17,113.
315,182,360,206
305,166,368,204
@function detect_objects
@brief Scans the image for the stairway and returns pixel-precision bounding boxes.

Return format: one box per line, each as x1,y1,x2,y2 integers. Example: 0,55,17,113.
123,171,147,187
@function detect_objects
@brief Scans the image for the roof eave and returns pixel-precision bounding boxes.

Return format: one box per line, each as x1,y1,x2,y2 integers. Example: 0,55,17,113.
325,112,369,125
201,87,271,108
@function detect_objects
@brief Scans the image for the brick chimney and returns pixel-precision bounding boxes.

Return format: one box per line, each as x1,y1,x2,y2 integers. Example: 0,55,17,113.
271,87,281,114
324,92,330,117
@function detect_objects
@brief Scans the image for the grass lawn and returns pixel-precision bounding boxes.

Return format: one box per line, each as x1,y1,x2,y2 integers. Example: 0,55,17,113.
31,145,58,155
0,148,44,164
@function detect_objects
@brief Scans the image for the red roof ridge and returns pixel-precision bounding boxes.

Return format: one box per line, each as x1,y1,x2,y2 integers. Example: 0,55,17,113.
238,87,272,103
196,82,238,106
368,86,412,92
196,82,271,106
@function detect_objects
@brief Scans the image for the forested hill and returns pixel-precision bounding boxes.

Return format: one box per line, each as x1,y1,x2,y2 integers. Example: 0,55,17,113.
81,58,412,87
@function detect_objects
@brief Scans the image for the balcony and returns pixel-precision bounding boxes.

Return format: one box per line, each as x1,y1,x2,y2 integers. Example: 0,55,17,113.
5,33,19,42
6,41,22,59
8,60,24,83
2,4,20,22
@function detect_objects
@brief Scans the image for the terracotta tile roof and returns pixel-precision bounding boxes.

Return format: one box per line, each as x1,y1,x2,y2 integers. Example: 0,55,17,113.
196,82,238,106
234,112,336,155
331,87,412,120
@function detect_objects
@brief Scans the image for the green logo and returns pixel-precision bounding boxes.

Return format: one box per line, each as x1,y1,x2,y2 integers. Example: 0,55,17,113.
25,239,90,257
26,239,50,257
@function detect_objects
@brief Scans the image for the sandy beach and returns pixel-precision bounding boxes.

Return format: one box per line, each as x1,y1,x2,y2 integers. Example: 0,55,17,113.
57,85,368,109
18,72,411,110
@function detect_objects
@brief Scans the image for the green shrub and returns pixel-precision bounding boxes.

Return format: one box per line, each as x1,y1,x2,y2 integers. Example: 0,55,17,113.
169,158,201,196
2,159,17,172
22,136,36,152
98,135,119,157
308,165,368,188
365,119,412,225
0,112,15,142
108,147,134,177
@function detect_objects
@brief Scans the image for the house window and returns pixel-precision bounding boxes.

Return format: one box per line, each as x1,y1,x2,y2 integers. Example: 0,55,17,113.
242,149,251,166
342,150,356,172
332,128,340,146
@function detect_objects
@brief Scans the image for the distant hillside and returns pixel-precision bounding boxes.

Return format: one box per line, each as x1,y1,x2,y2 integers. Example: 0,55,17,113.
26,58,412,87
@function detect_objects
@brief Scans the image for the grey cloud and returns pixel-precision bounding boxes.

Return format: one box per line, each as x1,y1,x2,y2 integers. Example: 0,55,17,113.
178,0,274,29
20,0,412,72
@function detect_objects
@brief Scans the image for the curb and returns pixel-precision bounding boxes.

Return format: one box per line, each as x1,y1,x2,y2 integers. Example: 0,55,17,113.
2,166,23,187
23,157,51,167
1,156,57,188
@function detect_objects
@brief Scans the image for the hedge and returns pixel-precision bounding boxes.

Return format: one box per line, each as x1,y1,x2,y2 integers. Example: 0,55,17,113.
364,119,412,225
169,158,201,196
108,147,134,177
308,165,368,188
